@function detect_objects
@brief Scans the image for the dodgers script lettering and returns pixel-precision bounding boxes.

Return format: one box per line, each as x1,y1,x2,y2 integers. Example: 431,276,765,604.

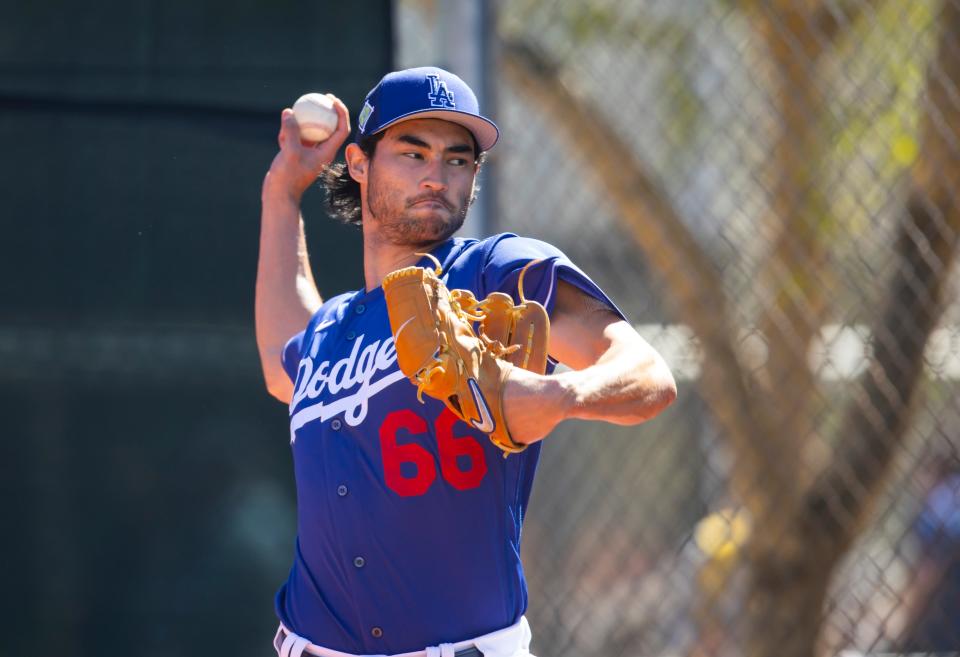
289,334,406,442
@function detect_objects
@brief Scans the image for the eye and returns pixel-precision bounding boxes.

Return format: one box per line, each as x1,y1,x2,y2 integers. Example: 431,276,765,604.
403,152,423,160
448,157,469,166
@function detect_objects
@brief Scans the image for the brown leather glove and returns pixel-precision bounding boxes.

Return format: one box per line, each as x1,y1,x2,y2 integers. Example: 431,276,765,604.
382,256,550,455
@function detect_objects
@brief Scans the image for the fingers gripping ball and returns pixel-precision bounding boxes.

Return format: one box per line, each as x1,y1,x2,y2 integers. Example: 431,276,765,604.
382,256,550,456
292,93,339,142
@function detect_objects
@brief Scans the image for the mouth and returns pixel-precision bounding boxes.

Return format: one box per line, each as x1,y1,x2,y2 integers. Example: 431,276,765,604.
409,197,451,210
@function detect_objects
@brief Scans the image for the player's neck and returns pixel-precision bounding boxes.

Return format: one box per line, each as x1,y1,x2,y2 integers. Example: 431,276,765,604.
361,236,445,292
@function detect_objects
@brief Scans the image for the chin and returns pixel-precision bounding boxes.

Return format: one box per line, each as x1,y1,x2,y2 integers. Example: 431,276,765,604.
405,214,465,245
408,225,458,248
376,206,468,247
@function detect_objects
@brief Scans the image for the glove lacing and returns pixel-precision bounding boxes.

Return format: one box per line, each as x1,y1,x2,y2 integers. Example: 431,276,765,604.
409,254,544,401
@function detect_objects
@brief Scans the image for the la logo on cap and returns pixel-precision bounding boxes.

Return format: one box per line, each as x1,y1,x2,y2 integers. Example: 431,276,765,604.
426,74,455,109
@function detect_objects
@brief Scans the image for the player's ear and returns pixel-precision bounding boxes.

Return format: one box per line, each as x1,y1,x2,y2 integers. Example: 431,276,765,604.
345,143,368,184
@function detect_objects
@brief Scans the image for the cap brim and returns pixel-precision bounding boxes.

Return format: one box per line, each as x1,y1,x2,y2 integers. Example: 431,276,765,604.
373,109,499,152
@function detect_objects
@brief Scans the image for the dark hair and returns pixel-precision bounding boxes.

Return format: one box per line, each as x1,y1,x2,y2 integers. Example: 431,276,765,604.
319,130,486,226
319,133,384,226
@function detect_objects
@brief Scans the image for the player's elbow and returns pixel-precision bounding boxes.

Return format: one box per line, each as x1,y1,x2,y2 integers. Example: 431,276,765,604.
652,371,678,415
631,361,677,423
264,374,294,405
652,362,678,410
258,351,294,404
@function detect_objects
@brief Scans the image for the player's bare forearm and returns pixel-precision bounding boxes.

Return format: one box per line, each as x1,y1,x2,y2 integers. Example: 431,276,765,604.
502,280,676,444
256,181,323,403
255,98,351,403
556,321,676,424
503,322,676,444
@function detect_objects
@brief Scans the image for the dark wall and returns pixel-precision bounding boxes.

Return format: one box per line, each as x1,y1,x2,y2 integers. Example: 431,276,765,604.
0,2,391,654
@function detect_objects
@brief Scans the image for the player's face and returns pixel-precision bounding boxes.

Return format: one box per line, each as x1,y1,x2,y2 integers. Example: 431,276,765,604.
364,119,478,247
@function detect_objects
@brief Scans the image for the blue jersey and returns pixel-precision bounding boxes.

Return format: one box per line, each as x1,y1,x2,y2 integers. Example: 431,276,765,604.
275,233,623,654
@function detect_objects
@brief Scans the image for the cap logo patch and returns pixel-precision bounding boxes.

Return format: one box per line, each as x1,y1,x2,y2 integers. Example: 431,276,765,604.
426,74,455,109
358,101,374,132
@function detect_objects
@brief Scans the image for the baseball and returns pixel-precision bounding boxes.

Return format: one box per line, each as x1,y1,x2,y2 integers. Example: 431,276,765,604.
292,93,339,143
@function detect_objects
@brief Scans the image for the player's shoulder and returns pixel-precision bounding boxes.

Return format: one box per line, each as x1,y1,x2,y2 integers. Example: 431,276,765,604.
280,289,361,380
439,233,566,291
282,290,358,355
315,290,358,317
443,232,566,269
479,232,567,265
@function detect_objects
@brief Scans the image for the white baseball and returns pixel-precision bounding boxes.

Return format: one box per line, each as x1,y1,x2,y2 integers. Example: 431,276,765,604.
292,93,339,142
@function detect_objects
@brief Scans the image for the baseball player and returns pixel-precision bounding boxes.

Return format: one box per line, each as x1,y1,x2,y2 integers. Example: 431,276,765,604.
256,67,677,657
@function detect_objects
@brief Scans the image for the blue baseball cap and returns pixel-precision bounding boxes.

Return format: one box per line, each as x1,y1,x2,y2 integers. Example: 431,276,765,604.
355,66,499,152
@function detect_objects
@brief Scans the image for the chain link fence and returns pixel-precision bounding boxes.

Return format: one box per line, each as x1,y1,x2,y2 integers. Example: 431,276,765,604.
397,1,960,656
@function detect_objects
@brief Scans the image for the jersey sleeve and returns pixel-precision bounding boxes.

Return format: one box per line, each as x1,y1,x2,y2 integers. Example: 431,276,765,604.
480,233,626,321
281,330,306,384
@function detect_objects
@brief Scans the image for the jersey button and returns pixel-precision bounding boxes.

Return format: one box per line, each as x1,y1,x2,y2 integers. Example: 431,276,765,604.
345,330,356,340
331,419,342,431
371,627,383,638
353,556,365,568
337,485,348,497
355,304,366,314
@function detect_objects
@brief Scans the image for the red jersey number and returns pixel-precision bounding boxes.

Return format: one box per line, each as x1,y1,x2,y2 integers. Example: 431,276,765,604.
436,408,488,490
379,410,437,497
379,408,488,497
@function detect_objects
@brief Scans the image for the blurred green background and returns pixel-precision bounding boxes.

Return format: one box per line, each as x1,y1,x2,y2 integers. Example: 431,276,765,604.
0,2,390,654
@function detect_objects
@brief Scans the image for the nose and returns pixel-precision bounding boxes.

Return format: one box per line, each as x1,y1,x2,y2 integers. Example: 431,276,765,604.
420,156,448,192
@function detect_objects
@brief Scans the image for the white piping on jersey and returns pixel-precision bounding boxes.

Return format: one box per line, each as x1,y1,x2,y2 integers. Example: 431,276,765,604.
313,319,336,333
542,265,556,311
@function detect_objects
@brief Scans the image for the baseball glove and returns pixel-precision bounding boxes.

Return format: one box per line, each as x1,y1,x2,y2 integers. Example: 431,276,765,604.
382,255,550,455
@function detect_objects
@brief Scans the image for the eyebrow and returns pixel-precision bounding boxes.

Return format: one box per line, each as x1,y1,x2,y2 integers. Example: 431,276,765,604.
396,134,475,156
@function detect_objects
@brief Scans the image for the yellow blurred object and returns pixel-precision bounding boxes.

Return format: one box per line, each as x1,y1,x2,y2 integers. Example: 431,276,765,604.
694,508,751,558
694,508,752,596
892,134,919,166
